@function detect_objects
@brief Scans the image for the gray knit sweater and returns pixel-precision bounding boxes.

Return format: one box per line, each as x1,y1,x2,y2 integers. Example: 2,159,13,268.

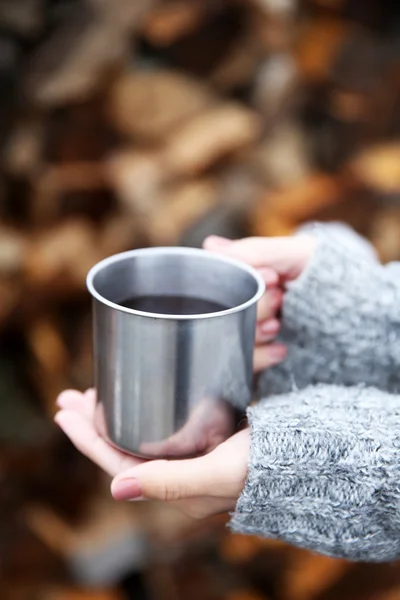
231,223,400,562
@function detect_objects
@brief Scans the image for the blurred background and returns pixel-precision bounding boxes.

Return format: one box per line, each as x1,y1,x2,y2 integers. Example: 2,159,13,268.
0,0,399,598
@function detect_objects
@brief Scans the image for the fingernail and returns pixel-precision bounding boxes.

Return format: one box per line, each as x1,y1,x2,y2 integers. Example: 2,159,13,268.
261,319,279,335
111,478,143,501
269,345,287,360
206,235,232,247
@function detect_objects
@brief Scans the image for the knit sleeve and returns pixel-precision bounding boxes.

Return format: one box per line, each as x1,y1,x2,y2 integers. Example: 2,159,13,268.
258,224,400,396
231,384,400,562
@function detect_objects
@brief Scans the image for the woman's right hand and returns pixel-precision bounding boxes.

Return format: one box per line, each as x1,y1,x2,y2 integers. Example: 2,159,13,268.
203,234,317,372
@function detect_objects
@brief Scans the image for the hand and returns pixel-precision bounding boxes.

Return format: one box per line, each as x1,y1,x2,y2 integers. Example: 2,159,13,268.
55,234,316,520
55,389,249,519
203,234,316,372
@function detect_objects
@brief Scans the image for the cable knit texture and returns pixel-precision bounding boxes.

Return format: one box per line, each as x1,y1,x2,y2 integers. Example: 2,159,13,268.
258,223,400,396
232,224,400,562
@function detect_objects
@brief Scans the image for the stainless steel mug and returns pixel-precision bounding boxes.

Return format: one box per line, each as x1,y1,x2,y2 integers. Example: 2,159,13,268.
86,247,265,459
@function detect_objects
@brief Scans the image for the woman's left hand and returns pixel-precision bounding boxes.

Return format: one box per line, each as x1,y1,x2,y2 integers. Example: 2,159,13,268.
55,388,249,519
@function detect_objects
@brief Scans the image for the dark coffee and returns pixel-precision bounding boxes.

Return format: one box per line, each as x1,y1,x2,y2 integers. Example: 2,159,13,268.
119,294,229,315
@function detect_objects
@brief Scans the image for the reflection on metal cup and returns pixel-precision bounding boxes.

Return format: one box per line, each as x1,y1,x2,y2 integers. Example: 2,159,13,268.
87,247,265,459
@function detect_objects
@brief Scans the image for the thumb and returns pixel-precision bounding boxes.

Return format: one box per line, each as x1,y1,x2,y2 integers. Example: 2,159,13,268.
110,455,215,502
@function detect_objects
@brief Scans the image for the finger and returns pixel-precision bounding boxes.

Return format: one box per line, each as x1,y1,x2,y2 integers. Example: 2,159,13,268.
56,388,96,420
258,267,279,286
204,235,315,280
111,454,216,502
254,343,287,372
255,318,280,343
257,288,282,321
204,235,283,268
112,429,249,503
54,409,141,477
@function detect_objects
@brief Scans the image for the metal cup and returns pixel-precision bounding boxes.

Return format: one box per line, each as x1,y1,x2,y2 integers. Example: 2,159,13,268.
86,247,265,459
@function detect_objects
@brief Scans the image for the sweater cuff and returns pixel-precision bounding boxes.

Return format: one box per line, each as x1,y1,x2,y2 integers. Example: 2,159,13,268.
256,225,398,397
286,226,380,332
230,385,400,562
295,221,378,262
282,226,397,360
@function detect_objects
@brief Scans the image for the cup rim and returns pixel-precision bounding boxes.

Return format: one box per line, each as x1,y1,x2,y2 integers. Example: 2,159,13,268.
86,246,266,320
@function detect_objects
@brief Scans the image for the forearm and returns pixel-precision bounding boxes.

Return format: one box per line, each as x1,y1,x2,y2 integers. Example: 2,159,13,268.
259,224,400,395
232,384,400,562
